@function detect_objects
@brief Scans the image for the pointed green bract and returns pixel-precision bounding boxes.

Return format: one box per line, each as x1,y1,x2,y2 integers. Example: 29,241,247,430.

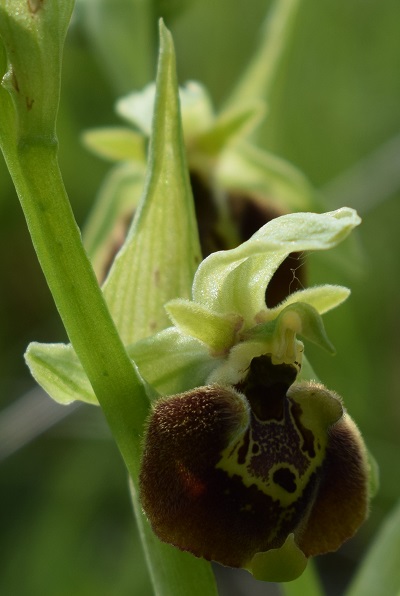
82,162,146,280
102,22,202,344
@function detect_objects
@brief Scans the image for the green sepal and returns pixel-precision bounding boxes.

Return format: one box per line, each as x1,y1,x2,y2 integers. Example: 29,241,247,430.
165,298,243,355
217,142,316,212
24,327,217,406
82,127,146,163
128,328,218,397
25,340,159,406
192,101,265,158
248,534,307,583
25,342,97,405
117,80,215,141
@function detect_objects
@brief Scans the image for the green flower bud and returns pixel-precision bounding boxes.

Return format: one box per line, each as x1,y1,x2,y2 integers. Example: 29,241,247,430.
139,355,370,582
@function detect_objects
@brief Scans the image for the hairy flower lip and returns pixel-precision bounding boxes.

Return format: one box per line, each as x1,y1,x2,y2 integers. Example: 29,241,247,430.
139,355,370,582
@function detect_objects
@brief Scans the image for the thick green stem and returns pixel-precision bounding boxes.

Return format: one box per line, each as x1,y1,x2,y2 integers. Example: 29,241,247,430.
5,138,149,477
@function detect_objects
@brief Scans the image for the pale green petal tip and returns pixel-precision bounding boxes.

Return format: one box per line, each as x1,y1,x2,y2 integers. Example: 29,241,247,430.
248,534,307,583
275,284,351,316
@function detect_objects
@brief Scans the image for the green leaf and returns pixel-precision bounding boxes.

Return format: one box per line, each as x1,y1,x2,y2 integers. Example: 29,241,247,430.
346,500,400,596
102,21,202,344
217,142,316,212
192,209,361,325
82,127,146,163
130,480,218,596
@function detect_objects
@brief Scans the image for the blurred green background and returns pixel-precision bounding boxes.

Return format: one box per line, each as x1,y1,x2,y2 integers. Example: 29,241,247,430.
1,1,399,594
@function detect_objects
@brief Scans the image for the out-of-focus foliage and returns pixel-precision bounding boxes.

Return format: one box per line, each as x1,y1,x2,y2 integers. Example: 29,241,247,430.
1,1,400,595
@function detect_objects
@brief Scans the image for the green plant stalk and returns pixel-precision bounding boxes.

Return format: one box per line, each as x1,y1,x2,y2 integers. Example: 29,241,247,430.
0,2,149,477
2,138,150,478
225,0,301,109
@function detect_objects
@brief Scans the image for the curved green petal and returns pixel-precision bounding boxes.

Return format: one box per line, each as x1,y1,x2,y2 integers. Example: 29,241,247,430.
217,142,315,212
192,209,361,325
268,284,350,316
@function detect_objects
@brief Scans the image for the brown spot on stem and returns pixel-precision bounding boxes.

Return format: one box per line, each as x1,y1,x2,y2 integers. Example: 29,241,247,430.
26,97,34,111
154,269,161,287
